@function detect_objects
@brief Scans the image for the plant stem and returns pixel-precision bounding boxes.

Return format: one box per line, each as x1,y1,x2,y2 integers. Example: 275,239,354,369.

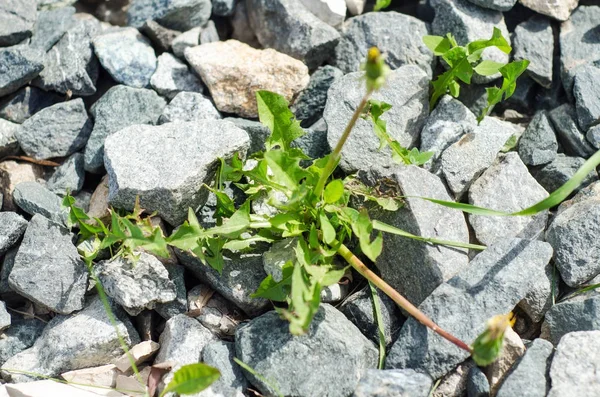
313,89,374,199
337,242,472,353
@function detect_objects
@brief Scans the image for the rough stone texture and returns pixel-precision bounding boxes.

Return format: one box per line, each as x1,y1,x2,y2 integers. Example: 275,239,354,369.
176,250,269,317
548,331,600,396
300,0,345,27
84,85,166,174
172,27,201,58
513,16,553,88
140,20,180,53
231,2,260,48
12,182,69,225
0,302,9,332
236,304,378,397
546,200,600,287
47,153,85,196
324,66,429,173
518,111,558,166
0,248,17,295
150,52,203,100
201,341,248,397
573,66,600,132
346,0,365,15
386,238,553,380
543,292,600,345
468,152,549,245
185,40,309,118
557,180,600,216
0,120,20,162
225,117,271,155
496,338,553,397
104,120,249,226
0,316,46,367
359,165,470,306
0,46,44,98
0,0,36,47
37,0,78,9
353,369,432,397
0,212,27,257
531,154,598,194
30,6,75,52
188,284,243,337
95,253,177,316
246,0,340,69
1,296,139,383
587,125,600,149
158,92,221,124
292,65,342,127
467,367,490,397
559,6,600,98
16,99,92,160
9,214,87,314
484,327,526,393
520,0,577,21
127,0,212,31
0,161,44,212
466,0,516,11
93,27,157,88
213,0,237,16
33,17,102,96
519,263,555,323
155,264,188,320
432,360,476,397
334,12,433,76
0,86,62,125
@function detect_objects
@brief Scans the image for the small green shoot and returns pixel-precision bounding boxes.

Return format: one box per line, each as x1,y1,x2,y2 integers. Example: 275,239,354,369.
160,363,220,397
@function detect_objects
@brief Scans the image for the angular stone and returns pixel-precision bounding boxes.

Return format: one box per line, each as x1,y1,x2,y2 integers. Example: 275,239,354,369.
346,0,365,15
335,11,433,75
518,111,558,166
93,27,157,88
188,284,243,337
353,369,432,397
104,120,249,226
0,296,139,383
519,263,555,323
87,175,110,223
127,0,212,31
185,40,309,118
113,340,160,373
201,341,248,396
573,66,600,132
292,65,342,127
231,2,260,48
158,92,221,124
0,248,17,294
386,238,553,379
466,0,516,11
0,316,45,367
513,16,553,88
17,98,92,160
467,367,490,397
0,212,27,258
484,327,526,393
13,182,69,225
531,154,598,194
300,0,346,27
0,0,36,47
140,20,180,53
0,119,19,160
548,331,600,396
171,27,201,58
468,152,549,245
544,288,600,345
0,46,44,98
587,125,600,149
520,0,577,21
246,0,340,69
557,180,600,216
324,66,429,173
236,304,378,397
212,0,237,16
150,52,203,100
0,301,9,331
0,161,44,211
47,153,85,196
432,360,476,397
496,339,553,397
0,86,63,124
155,263,188,320
61,365,119,389
30,6,75,52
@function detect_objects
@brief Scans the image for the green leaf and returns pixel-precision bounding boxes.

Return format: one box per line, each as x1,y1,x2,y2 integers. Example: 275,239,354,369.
373,0,391,11
263,149,309,193
251,262,293,301
368,281,386,369
478,59,529,122
256,91,305,151
160,363,220,397
324,179,344,204
319,212,336,245
167,209,206,251
423,35,453,55
347,208,383,262
474,60,505,76
467,27,511,56
206,201,251,239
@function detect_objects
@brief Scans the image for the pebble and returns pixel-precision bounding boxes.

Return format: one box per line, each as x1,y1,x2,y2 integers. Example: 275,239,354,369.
127,0,212,31
0,119,20,163
520,0,578,21
0,0,37,47
140,20,180,53
530,154,598,194
512,15,554,88
0,161,44,211
484,327,526,393
300,0,346,27
587,125,600,149
0,315,46,367
0,86,63,125
292,65,342,127
158,92,221,124
0,46,44,98
113,340,160,373
150,52,204,100
47,153,85,196
345,0,366,15
353,369,432,397
171,27,201,59
467,366,490,397
543,293,600,345
518,111,558,166
12,181,69,225
29,6,75,52
573,66,600,132
466,0,516,11
155,264,188,320
201,341,248,396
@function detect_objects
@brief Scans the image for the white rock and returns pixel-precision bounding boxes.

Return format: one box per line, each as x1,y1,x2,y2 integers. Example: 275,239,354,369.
61,365,118,388
346,0,366,15
5,380,124,397
519,0,578,21
113,340,160,373
300,0,346,27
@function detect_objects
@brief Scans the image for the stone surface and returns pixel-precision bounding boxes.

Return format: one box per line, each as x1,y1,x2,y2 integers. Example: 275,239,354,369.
150,52,203,100
127,0,212,31
335,11,433,75
246,0,340,69
9,214,87,314
543,292,600,344
185,40,309,118
188,284,243,337
0,161,44,211
466,0,516,11
17,98,92,160
30,6,75,52
468,152,549,245
155,263,188,320
548,331,600,396
292,65,342,127
587,125,600,149
158,92,221,124
513,16,553,88
324,66,429,173
171,27,201,58
0,0,36,47
0,212,27,257
518,111,558,166
12,182,68,225
47,153,85,196
531,154,598,194
496,338,553,397
520,0,577,21
0,248,17,295
212,0,237,16
84,85,166,174
0,86,62,125
0,46,44,98
61,365,119,389
95,253,177,316
467,367,490,397
1,296,139,383
0,316,45,367
113,340,160,373
236,304,378,397
0,302,9,331
231,2,260,48
300,0,345,27
346,0,365,15
140,20,180,53
104,120,249,226
432,360,476,397
4,380,125,397
0,119,19,160
573,66,600,132
386,238,553,379
484,327,526,393
201,341,248,397
353,369,432,397
93,27,157,88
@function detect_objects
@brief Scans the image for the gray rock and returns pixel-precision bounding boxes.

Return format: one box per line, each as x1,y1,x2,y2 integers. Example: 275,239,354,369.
353,369,432,397
158,92,221,124
84,85,166,174
512,16,553,88
519,263,555,324
0,296,140,382
518,111,558,166
37,0,77,10
496,339,553,397
246,0,340,69
188,284,243,337
386,238,553,379
0,46,44,98
93,27,157,88
559,6,600,99
293,126,330,161
127,0,212,31
176,250,270,317
29,6,75,52
0,86,63,124
468,152,549,245
466,0,515,11
0,213,27,257
467,367,490,397
17,98,92,160
150,52,204,100
104,120,249,226
519,0,576,21
95,252,177,316
543,293,600,345
573,66,600,132
172,27,201,59
292,65,342,127
13,182,69,225
140,20,180,53
334,11,433,76
33,17,102,96
340,286,403,346
531,154,598,194
324,66,429,174
9,214,87,314
0,0,36,47
0,301,9,331
557,180,600,216
212,0,237,16
587,125,600,149
201,341,248,396
155,264,188,320
548,331,600,397
46,153,85,196
231,1,260,48
0,119,20,159
236,304,378,397
225,117,271,155
0,316,45,367
0,248,17,295
359,164,470,306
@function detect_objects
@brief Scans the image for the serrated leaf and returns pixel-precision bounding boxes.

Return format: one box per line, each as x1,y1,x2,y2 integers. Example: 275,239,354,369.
206,201,251,239
467,27,511,55
423,35,453,55
251,262,293,301
478,59,529,122
256,91,305,151
160,363,220,397
474,60,505,76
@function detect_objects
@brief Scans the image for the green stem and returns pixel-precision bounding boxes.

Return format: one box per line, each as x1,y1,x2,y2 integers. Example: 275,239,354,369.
368,280,387,369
